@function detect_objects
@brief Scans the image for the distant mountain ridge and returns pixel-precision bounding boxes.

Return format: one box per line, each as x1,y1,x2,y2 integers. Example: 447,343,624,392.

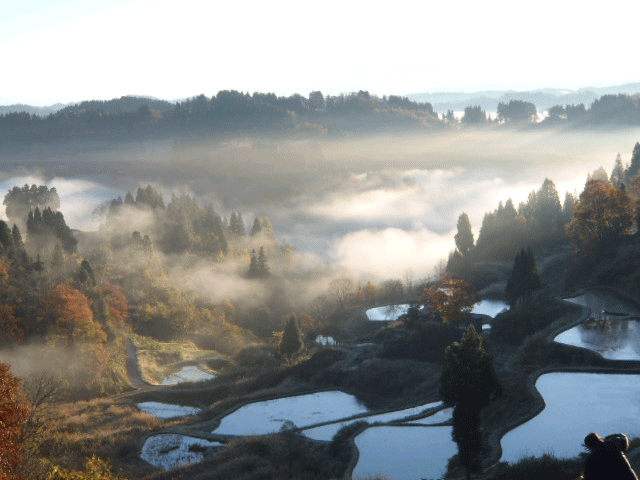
0,103,68,116
0,96,175,116
408,82,640,112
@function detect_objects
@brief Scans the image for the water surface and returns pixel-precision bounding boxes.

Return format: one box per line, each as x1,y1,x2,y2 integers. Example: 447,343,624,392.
472,299,508,318
500,372,640,463
162,366,216,385
555,292,640,360
137,402,201,419
212,391,368,436
141,434,223,469
366,304,411,321
353,425,456,480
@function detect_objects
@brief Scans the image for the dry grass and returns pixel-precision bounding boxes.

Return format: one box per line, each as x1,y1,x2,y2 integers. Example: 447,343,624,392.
38,397,188,478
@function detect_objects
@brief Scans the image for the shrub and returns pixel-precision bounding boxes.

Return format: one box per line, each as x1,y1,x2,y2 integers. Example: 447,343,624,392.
491,297,577,345
378,321,463,362
486,453,583,480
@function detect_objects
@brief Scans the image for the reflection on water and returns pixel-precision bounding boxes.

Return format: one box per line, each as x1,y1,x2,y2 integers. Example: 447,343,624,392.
302,401,445,441
500,372,640,463
366,304,412,321
565,291,640,317
212,391,368,436
162,366,216,385
141,434,223,469
353,425,456,480
556,291,640,360
472,299,508,318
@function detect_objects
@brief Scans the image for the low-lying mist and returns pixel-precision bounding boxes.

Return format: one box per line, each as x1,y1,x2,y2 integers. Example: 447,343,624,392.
1,127,638,283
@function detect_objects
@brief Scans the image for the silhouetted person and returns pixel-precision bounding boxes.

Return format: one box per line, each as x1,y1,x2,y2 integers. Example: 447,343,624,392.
582,432,638,480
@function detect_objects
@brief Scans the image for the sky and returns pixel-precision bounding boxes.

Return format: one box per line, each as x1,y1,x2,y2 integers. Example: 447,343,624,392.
2,0,640,106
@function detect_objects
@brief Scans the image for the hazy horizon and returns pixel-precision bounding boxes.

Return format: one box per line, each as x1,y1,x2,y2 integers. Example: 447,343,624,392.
3,0,640,105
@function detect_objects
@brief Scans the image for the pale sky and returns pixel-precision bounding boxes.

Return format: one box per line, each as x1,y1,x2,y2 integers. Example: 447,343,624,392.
1,0,639,105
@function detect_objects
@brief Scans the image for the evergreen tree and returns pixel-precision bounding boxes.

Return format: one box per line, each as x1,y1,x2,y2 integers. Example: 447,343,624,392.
248,249,258,278
611,153,626,189
51,244,64,269
0,221,12,250
251,217,262,237
440,326,501,480
10,225,23,251
626,142,640,182
454,213,474,257
76,259,96,286
229,212,246,237
505,247,541,307
257,246,269,277
280,316,302,360
562,191,577,224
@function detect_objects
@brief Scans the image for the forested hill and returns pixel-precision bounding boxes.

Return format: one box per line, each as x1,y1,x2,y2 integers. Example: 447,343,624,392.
0,91,441,145
2,88,640,146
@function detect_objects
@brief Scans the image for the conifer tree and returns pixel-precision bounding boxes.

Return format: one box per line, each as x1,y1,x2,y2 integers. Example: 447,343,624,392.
611,153,626,189
505,247,541,307
626,142,640,182
280,316,302,360
454,213,474,257
251,217,262,237
441,325,501,480
257,246,269,277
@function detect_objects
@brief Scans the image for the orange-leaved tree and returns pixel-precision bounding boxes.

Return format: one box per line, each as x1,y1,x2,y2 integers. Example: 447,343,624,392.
100,282,128,326
0,362,28,479
566,179,634,256
44,284,107,343
421,274,480,325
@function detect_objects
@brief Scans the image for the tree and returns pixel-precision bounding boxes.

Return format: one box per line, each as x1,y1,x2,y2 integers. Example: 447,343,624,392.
611,153,626,189
280,316,302,360
308,91,324,111
505,247,541,307
3,184,60,223
566,179,633,256
229,212,246,237
497,100,537,123
329,278,354,310
454,213,474,257
257,247,269,277
440,326,501,480
626,142,640,183
0,362,28,479
44,284,106,343
421,274,480,325
461,106,487,125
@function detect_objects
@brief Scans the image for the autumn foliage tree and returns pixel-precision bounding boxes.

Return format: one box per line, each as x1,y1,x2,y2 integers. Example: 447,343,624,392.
43,285,106,343
421,274,480,325
0,362,28,480
566,179,634,256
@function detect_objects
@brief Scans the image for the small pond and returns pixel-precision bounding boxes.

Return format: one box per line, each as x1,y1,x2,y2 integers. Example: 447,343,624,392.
212,391,368,436
353,425,456,480
472,299,509,318
366,304,412,321
141,434,224,469
554,292,640,360
162,366,216,385
137,402,201,419
500,372,640,463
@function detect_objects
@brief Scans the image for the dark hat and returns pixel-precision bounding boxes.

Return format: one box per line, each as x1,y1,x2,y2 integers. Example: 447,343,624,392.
584,432,604,449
